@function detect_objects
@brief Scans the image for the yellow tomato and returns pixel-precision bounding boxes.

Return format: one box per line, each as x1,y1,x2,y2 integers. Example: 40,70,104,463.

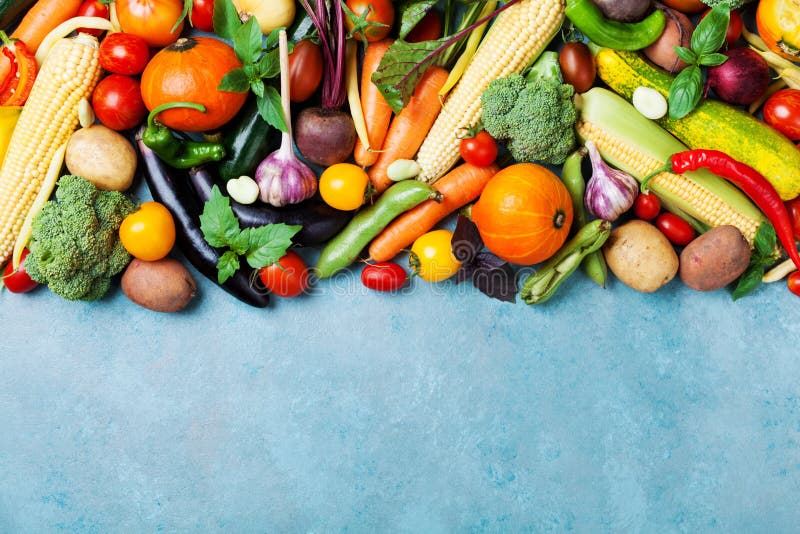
319,163,369,211
119,202,176,261
410,230,462,283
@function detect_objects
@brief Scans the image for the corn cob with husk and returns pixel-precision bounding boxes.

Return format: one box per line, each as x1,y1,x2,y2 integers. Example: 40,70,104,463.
416,0,566,183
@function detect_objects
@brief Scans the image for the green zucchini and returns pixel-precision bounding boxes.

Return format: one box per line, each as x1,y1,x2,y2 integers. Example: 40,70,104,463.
0,0,36,32
216,94,280,182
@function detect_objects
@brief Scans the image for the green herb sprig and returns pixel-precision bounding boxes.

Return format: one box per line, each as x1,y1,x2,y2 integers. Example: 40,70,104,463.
733,222,778,300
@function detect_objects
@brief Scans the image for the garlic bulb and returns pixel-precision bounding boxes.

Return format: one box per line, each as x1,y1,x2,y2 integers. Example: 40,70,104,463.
584,140,638,221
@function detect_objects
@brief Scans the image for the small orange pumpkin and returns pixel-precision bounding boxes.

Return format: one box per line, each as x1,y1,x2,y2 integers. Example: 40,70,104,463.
472,163,573,265
756,0,800,62
140,37,248,132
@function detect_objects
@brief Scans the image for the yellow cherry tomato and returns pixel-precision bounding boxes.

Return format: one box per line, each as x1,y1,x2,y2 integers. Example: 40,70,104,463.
410,229,462,283
319,163,369,211
119,201,176,261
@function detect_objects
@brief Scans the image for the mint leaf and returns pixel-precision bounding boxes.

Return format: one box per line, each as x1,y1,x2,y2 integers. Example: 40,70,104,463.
674,46,697,65
668,65,703,120
257,85,288,132
217,250,240,284
691,5,730,57
199,185,240,247
218,68,251,92
698,53,728,67
213,0,242,41
372,37,449,113
732,263,764,301
245,224,302,269
398,0,438,39
234,17,262,65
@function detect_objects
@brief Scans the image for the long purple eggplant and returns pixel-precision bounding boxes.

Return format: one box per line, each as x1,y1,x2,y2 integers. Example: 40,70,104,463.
136,130,270,308
188,166,352,245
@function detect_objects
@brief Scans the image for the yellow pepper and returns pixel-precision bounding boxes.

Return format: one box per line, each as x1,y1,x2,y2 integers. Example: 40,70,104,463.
0,105,22,165
757,0,800,62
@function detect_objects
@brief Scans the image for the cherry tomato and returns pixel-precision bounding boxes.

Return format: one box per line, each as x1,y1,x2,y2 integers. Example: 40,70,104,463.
788,271,800,297
361,262,408,292
98,32,150,76
2,248,38,293
459,130,498,167
660,0,706,13
634,192,661,221
92,74,148,131
656,212,696,246
319,163,369,211
258,251,309,298
701,9,742,48
786,197,800,240
77,0,110,37
410,230,462,283
763,89,800,141
406,9,442,42
288,40,323,103
190,0,215,33
345,0,395,42
116,0,184,48
559,42,596,93
119,202,176,261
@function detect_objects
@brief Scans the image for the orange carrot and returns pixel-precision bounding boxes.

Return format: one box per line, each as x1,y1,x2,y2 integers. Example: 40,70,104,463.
11,0,82,55
368,162,499,262
354,38,394,168
367,65,449,194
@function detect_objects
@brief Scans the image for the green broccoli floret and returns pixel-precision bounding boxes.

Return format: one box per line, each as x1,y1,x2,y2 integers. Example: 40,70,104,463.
480,72,577,166
24,175,135,301
701,0,750,8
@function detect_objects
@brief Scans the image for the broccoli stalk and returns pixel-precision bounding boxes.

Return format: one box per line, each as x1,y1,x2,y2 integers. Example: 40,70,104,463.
480,52,577,166
24,175,135,301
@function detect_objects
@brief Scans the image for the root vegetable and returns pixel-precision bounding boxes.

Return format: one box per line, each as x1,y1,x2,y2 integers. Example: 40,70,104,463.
707,47,771,106
122,257,196,312
679,225,751,291
643,7,693,73
65,124,137,191
603,220,678,293
592,0,652,22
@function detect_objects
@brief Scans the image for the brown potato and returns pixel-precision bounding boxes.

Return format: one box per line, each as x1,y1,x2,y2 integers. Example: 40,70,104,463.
679,225,751,291
603,220,679,293
122,258,196,313
643,8,694,73
66,125,137,191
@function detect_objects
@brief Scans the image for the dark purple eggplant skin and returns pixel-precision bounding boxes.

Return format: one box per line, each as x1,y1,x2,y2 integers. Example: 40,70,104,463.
136,132,270,308
188,166,353,245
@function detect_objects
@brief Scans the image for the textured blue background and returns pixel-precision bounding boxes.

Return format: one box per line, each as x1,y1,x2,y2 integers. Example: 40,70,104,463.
2,241,800,532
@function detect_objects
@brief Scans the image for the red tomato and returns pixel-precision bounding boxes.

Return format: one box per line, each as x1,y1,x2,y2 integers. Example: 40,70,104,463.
98,32,150,76
345,0,394,42
406,9,442,42
788,271,800,297
190,0,214,33
786,197,800,240
288,40,323,103
634,192,661,220
92,74,148,131
258,251,309,298
77,0,110,37
459,130,498,167
701,8,742,48
116,0,184,48
2,249,38,294
656,212,696,246
361,262,407,292
763,89,800,141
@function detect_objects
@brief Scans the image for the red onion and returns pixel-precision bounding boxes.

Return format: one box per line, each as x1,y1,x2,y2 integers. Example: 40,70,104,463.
707,47,770,106
584,140,638,221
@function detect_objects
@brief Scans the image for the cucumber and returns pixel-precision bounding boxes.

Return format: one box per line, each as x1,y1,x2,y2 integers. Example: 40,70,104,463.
0,0,36,32
216,94,280,182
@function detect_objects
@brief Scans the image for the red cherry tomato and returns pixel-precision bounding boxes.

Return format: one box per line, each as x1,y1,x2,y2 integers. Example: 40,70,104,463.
701,8,742,48
2,249,38,293
634,192,661,220
459,130,498,167
91,74,148,131
288,39,323,103
190,0,214,33
345,0,394,42
786,197,800,240
656,212,696,246
98,32,150,76
763,89,800,141
788,271,800,297
77,0,110,37
406,9,442,42
361,262,408,292
258,251,309,298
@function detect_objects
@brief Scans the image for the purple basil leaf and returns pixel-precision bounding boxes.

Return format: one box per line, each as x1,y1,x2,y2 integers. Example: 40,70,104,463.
451,214,482,263
471,253,517,303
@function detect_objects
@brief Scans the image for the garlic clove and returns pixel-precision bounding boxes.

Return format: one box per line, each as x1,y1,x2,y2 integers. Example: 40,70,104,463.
226,175,260,205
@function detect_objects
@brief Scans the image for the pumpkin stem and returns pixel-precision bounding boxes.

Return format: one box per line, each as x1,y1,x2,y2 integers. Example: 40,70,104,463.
553,209,567,229
167,37,198,52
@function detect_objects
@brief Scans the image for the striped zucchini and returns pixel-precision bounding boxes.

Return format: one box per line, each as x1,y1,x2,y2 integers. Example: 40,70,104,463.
595,48,800,201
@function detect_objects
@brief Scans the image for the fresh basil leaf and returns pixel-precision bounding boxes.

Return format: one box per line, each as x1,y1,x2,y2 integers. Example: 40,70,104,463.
698,52,728,67
245,224,302,269
217,250,241,284
398,0,438,39
451,214,482,263
668,65,703,120
251,78,265,98
691,5,730,57
256,85,288,132
264,27,283,50
753,222,777,259
218,68,251,93
674,46,698,65
228,228,251,256
234,17,263,65
257,49,281,80
199,185,241,248
732,263,764,301
213,0,242,41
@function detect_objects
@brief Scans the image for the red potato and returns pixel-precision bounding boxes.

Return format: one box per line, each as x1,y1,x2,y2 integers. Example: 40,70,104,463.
679,225,751,292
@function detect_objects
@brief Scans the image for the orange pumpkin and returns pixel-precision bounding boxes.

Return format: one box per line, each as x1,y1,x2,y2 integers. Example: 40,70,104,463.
471,163,573,265
140,37,248,132
757,0,800,62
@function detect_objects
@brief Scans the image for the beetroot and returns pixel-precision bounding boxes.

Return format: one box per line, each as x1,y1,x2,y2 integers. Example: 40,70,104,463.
707,47,770,106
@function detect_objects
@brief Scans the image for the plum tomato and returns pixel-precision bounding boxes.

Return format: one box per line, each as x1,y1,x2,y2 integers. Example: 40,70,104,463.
559,41,596,93
2,248,38,293
92,74,148,131
656,212,696,246
634,192,661,221
119,202,176,261
361,262,407,292
98,32,150,76
345,0,394,42
258,251,309,298
410,230,462,283
459,130,498,167
288,39,323,103
319,163,370,211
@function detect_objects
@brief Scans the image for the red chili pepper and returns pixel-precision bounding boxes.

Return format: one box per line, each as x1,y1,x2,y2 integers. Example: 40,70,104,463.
643,149,800,271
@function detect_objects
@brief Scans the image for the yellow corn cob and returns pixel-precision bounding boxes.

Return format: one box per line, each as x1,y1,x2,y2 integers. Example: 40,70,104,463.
416,0,565,182
0,33,102,266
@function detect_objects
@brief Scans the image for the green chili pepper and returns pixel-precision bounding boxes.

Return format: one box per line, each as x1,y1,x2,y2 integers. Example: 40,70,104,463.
141,102,226,169
560,149,608,288
565,0,666,51
520,219,612,305
315,180,442,279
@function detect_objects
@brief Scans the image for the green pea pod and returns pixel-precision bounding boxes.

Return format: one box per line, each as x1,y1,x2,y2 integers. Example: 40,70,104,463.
560,149,608,288
520,219,612,305
315,181,442,279
565,0,666,51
